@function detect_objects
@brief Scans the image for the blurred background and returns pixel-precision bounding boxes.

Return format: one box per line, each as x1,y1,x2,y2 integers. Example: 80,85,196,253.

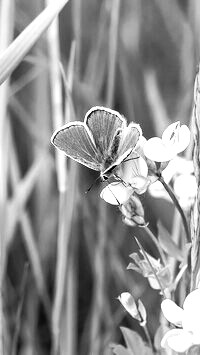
1,0,199,354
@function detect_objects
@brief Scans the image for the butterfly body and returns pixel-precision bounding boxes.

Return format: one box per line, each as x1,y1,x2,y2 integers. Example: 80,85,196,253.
51,106,141,180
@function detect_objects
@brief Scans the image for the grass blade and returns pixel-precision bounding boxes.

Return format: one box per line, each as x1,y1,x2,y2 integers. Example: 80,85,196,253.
0,0,69,85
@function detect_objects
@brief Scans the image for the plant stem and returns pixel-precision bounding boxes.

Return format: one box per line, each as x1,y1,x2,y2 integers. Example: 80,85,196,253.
143,324,153,351
158,175,190,243
144,226,167,265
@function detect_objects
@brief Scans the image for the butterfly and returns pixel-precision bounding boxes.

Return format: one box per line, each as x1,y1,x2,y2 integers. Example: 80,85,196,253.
51,106,142,181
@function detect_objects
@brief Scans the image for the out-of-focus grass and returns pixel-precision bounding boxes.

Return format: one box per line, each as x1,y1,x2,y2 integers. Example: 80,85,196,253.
1,0,198,354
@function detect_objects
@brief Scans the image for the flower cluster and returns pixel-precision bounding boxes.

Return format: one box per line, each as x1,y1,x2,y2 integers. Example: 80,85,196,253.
101,121,192,223
107,120,199,354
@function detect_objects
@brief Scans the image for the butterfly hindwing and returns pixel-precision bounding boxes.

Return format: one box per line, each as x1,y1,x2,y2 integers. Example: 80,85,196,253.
102,148,133,178
51,122,101,171
102,123,141,178
117,123,141,157
85,107,126,157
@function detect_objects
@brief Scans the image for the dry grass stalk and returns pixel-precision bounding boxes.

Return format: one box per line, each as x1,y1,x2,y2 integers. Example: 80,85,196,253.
46,8,66,354
107,0,120,108
0,2,15,353
7,124,51,318
59,43,77,355
47,6,78,355
90,1,121,353
144,70,170,135
191,67,200,290
71,0,82,77
84,1,108,94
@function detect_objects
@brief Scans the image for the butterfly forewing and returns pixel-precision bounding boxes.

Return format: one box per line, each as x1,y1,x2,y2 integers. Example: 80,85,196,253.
51,122,101,171
85,107,125,157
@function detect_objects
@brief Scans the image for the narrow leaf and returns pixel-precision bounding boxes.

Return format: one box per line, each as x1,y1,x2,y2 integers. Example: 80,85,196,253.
120,327,153,355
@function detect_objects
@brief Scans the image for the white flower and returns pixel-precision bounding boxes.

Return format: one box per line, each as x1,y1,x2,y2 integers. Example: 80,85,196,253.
143,121,190,162
161,289,200,353
100,155,150,205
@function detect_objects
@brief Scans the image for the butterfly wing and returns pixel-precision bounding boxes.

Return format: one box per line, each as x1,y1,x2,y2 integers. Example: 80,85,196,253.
85,106,126,157
117,123,141,157
51,122,101,171
102,123,141,177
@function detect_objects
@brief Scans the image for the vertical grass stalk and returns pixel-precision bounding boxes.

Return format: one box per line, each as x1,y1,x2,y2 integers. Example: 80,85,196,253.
191,67,200,290
47,7,78,355
90,1,121,353
0,1,15,353
46,9,67,354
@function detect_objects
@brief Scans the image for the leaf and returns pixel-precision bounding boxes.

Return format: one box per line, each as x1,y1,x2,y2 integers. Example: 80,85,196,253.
0,0,69,85
120,327,153,355
158,221,184,261
111,344,132,355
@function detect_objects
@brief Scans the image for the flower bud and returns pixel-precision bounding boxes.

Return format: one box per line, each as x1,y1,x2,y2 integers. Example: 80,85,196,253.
118,292,140,321
120,195,146,227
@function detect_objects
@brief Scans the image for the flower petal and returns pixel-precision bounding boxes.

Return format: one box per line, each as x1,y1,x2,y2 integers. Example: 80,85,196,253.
162,122,190,154
123,156,148,182
183,289,200,312
143,137,176,162
148,276,161,290
182,289,200,338
130,176,150,194
174,125,191,153
174,174,197,210
148,180,170,200
161,157,194,183
100,182,133,205
162,121,181,143
161,329,194,353
161,299,183,326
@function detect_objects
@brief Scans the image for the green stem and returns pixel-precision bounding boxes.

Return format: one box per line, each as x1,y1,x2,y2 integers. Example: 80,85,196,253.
158,175,190,243
137,306,153,351
143,324,154,351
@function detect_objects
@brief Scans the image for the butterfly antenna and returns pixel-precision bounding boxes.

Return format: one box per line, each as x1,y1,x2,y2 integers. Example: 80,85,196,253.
123,154,140,163
85,175,102,194
114,174,135,191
